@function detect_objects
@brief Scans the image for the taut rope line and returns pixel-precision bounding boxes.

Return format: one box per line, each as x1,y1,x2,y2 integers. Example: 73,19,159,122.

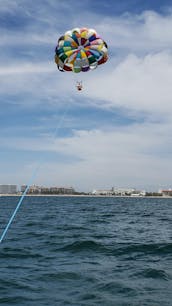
0,104,69,244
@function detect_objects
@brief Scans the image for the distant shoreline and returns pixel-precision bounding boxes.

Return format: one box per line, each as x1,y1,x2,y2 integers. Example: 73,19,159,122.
0,194,171,198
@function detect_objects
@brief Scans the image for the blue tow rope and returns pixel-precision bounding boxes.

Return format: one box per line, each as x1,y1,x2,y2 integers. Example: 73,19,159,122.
0,105,69,243
0,168,38,243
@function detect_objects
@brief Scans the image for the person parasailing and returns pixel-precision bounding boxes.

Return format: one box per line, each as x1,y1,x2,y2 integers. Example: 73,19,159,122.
76,81,83,91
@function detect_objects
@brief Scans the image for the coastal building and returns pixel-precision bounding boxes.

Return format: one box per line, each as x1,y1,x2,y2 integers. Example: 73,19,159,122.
112,187,135,196
40,187,50,194
0,184,17,194
29,185,42,194
112,187,146,196
92,189,113,195
49,187,75,194
130,190,146,197
159,189,172,197
21,185,42,194
20,185,76,195
92,187,146,196
21,185,27,192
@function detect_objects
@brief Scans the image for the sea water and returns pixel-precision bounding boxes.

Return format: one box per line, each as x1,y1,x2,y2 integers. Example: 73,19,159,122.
0,196,172,306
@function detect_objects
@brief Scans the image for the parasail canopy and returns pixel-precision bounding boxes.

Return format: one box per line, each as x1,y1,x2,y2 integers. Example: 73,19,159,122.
55,27,108,73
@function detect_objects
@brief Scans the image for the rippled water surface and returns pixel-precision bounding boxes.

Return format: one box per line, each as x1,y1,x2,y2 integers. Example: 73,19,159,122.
0,196,172,305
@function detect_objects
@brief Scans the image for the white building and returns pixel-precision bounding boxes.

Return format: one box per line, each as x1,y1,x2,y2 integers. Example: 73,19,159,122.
130,190,146,197
92,189,113,195
92,187,146,197
159,189,172,197
0,184,17,194
112,187,135,196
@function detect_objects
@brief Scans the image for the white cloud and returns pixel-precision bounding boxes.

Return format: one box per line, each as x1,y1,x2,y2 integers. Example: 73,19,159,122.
0,62,54,75
0,119,172,191
83,51,172,117
0,31,58,46
96,11,172,52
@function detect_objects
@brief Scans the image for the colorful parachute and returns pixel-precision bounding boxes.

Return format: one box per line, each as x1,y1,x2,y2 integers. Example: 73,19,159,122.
55,27,108,73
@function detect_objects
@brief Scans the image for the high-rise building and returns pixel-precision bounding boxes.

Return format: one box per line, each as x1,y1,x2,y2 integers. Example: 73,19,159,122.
21,185,27,193
0,185,17,194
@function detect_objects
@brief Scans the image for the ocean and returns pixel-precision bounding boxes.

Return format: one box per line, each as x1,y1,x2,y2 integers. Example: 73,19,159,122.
0,196,172,306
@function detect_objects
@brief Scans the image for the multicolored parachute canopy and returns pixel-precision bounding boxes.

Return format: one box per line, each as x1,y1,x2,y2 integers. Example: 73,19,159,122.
55,27,108,73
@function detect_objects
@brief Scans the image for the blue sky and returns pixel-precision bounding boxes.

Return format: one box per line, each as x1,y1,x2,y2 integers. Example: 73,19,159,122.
0,0,172,191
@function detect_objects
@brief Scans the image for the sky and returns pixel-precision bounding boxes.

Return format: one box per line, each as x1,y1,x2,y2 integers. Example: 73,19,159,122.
0,0,172,192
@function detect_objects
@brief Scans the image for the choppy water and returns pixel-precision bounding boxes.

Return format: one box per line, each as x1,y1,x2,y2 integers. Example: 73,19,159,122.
0,196,172,306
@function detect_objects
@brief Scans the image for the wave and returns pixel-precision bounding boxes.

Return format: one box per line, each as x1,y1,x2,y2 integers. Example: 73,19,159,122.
0,247,45,259
37,271,81,282
105,242,172,258
133,268,170,280
59,240,109,253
